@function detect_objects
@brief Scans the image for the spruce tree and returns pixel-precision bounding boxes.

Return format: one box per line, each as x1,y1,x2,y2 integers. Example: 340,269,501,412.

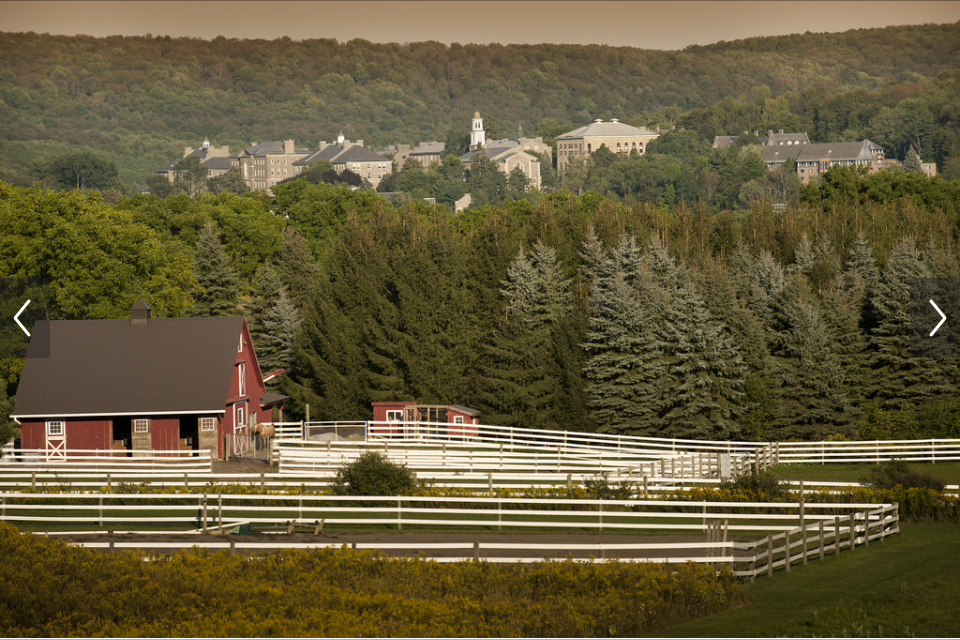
257,287,301,378
192,221,239,317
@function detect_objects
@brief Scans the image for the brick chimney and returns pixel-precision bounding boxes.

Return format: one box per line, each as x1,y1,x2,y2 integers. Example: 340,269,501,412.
284,139,295,154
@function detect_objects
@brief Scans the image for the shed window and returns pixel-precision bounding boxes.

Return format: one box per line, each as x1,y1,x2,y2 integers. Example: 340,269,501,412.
200,417,217,432
134,419,151,434
386,410,403,423
453,416,465,424
46,421,65,437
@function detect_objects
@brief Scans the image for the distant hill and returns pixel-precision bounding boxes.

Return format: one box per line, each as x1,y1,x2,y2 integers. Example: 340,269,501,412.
0,22,958,189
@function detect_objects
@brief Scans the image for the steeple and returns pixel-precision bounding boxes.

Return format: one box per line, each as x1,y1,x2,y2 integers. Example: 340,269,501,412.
517,121,523,139
471,111,486,149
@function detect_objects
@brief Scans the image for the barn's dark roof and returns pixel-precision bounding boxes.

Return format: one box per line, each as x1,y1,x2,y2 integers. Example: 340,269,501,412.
14,316,245,418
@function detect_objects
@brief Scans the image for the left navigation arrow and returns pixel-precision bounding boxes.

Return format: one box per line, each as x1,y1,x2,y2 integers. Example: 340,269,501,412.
15,299,31,337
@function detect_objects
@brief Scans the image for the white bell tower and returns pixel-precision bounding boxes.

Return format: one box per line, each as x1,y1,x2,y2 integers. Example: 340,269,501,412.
471,111,486,149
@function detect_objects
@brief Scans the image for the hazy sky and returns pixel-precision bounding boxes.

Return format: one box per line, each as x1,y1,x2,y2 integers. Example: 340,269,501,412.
2,1,959,49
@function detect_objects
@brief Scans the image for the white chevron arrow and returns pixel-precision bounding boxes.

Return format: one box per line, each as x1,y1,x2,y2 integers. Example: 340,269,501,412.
14,299,31,337
929,299,946,337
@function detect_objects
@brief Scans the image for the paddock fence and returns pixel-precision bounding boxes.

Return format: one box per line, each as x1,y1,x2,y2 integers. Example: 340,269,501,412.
0,448,213,472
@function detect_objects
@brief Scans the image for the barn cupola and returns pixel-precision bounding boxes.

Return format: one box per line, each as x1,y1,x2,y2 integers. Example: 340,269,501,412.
130,299,152,326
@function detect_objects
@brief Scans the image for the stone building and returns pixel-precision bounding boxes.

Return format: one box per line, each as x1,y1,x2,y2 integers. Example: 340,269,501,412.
555,119,660,176
234,139,310,192
459,111,550,190
294,133,393,188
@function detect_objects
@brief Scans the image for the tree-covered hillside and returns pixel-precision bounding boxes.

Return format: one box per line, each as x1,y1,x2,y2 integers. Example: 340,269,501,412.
0,22,958,189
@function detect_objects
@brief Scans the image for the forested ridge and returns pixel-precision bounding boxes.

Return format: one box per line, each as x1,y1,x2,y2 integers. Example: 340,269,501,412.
1,22,959,189
3,165,960,442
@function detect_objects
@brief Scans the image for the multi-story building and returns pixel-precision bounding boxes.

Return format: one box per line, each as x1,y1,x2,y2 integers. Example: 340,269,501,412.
713,129,811,150
555,118,660,176
155,139,233,183
459,112,550,190
762,139,885,184
234,139,310,192
392,141,447,169
294,133,393,188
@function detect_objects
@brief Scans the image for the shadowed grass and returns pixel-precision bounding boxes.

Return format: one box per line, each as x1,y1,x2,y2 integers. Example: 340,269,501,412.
657,523,960,637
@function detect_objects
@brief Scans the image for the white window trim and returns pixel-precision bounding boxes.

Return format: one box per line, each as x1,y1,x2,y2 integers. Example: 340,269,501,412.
453,416,465,424
46,420,65,436
134,418,151,434
200,417,217,432
238,363,246,396
386,410,403,423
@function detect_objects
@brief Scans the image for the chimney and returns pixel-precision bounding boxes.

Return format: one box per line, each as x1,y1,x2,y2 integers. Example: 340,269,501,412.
779,129,784,134
594,119,603,123
130,299,152,326
284,139,295,154
611,118,619,123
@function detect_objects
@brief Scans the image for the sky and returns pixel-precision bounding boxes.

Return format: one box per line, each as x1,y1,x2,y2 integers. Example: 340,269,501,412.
2,1,959,49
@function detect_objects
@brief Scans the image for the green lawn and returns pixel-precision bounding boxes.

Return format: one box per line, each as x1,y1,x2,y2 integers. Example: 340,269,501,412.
769,463,960,484
657,523,960,637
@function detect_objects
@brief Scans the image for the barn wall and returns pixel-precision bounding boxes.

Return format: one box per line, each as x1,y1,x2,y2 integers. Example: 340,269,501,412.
150,417,180,455
19,420,45,449
65,420,113,453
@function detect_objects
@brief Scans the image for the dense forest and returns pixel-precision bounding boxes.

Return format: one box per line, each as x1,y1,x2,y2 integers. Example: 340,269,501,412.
1,22,959,189
3,164,960,442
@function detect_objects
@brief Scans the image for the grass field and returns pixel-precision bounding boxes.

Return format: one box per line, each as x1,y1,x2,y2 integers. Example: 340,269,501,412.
657,523,960,637
769,462,960,484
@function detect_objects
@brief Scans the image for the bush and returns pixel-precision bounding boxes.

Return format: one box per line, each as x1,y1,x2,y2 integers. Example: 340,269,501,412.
862,460,945,492
720,471,791,501
331,452,420,496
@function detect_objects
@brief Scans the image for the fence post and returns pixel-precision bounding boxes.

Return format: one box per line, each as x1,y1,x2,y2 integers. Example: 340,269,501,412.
107,473,111,490
487,472,493,493
598,498,603,533
849,513,856,551
31,473,36,490
202,494,208,533
931,439,936,464
863,509,870,547
184,472,188,489
834,517,841,556
799,481,807,565
473,540,480,561
1,495,5,519
398,498,402,532
99,495,103,528
218,493,223,532
567,473,572,490
775,442,780,465
642,475,648,500
784,532,791,573
260,472,266,491
818,520,825,562
766,534,773,577
498,497,502,532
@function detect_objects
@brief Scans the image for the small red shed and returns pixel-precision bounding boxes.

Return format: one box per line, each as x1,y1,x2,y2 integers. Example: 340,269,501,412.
12,300,286,460
370,401,481,438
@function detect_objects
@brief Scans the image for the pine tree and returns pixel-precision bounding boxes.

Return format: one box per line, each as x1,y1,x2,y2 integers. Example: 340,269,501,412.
192,221,239,317
256,287,301,378
248,261,283,336
582,273,665,434
276,229,322,310
658,277,746,439
749,250,786,329
867,236,948,411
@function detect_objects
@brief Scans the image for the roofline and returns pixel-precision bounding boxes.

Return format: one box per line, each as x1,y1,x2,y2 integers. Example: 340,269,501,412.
12,409,227,420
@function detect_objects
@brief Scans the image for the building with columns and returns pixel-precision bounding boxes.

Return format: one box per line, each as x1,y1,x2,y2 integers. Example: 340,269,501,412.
555,119,660,176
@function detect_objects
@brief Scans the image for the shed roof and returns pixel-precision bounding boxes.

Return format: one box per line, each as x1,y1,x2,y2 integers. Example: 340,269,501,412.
14,317,246,418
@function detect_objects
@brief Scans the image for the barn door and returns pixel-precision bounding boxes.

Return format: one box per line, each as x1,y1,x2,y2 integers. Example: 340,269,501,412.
233,403,249,456
45,421,66,461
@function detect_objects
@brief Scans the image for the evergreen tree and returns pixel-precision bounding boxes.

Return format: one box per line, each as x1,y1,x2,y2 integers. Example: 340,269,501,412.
248,261,283,335
192,222,239,317
276,229,322,309
749,250,786,329
658,276,746,439
582,272,665,434
867,236,947,410
256,287,301,378
903,148,925,174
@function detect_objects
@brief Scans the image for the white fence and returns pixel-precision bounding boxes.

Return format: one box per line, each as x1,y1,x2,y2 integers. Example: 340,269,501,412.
0,448,213,472
7,492,897,575
274,440,752,480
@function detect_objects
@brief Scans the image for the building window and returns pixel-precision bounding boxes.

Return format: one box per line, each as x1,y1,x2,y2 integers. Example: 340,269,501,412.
46,421,65,437
238,363,246,396
236,404,246,429
201,417,217,432
238,338,243,353
386,410,403,423
134,419,151,434
454,416,465,424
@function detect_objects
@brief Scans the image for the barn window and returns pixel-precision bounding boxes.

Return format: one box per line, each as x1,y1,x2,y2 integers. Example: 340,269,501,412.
200,417,216,432
134,419,151,434
238,363,246,396
454,416,465,424
46,421,65,437
386,410,403,423
238,338,243,353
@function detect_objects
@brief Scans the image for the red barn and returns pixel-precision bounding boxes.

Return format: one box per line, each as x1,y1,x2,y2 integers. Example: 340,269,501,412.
12,300,286,460
371,401,481,438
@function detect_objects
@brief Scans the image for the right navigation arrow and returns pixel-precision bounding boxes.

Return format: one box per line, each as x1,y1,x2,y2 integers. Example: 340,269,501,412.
929,299,946,337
